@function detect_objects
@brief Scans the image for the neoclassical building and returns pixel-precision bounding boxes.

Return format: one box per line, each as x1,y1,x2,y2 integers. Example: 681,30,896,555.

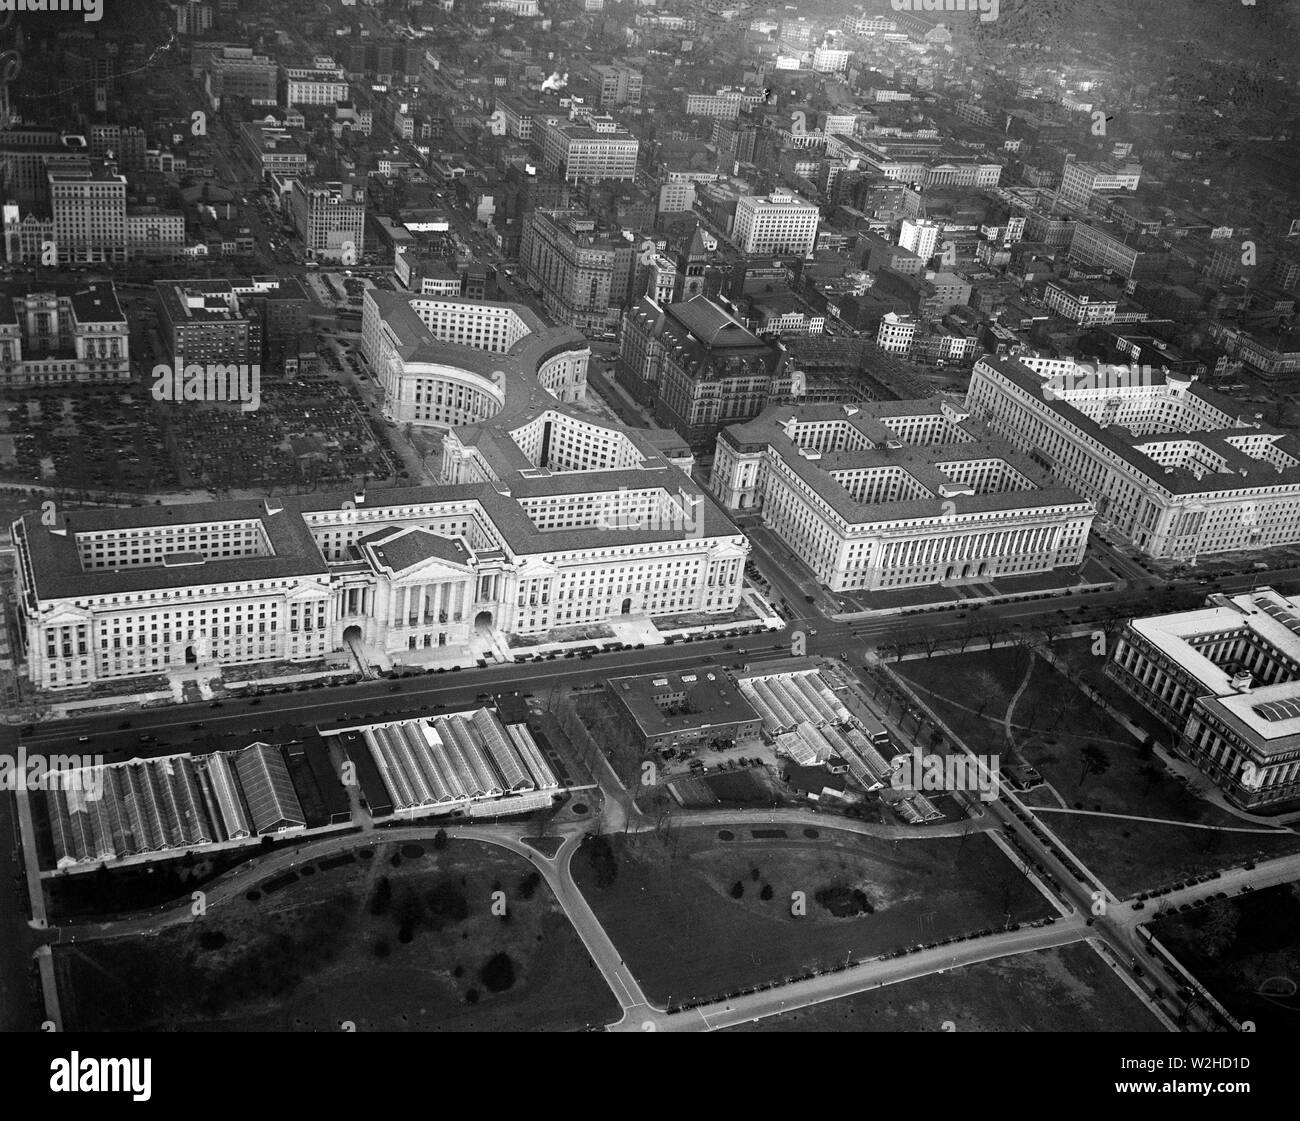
13,297,747,689
966,355,1300,560
1107,588,1300,811
710,398,1093,593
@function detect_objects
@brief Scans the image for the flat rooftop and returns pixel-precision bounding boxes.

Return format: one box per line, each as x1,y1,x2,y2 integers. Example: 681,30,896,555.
608,667,759,736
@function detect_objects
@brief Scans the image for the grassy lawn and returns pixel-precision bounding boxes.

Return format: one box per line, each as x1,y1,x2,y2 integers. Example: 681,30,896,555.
892,645,1037,756
1042,816,1298,900
726,943,1164,1032
53,840,620,1032
1150,880,1300,1032
570,825,1051,1005
898,648,1300,896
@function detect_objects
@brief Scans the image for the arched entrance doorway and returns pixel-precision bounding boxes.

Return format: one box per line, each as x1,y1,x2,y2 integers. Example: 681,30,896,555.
342,624,363,644
474,610,493,631
621,598,632,615
184,646,197,665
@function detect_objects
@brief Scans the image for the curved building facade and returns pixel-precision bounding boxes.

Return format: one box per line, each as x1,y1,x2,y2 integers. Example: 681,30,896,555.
13,295,746,689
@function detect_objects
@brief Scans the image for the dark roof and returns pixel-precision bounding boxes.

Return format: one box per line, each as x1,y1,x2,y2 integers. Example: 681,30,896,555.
978,355,1300,496
361,526,473,574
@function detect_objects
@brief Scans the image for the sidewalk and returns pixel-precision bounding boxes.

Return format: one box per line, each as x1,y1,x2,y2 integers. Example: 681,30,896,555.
831,578,1123,622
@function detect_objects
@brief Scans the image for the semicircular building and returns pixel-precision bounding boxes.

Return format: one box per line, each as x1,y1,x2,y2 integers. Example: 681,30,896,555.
12,293,749,690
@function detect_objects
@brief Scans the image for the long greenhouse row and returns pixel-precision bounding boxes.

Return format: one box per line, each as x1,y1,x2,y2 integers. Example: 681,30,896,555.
45,743,306,869
364,710,557,814
740,670,898,791
738,670,850,734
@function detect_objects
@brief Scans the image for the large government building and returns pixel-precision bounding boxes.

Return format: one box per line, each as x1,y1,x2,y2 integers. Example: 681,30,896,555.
709,398,1093,593
1107,589,1300,811
966,355,1300,560
13,296,748,690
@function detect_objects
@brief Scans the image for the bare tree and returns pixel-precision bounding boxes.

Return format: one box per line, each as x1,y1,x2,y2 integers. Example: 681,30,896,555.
1038,615,1066,648
949,624,977,655
914,627,945,659
979,617,1004,651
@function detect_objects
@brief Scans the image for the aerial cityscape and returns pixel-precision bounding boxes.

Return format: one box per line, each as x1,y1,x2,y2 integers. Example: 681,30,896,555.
0,0,1297,1057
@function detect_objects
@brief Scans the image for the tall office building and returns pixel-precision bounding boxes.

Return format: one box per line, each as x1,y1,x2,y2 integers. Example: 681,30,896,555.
898,218,941,266
518,208,635,331
205,47,279,109
593,65,643,108
732,192,820,257
289,180,366,263
50,165,126,260
535,115,638,184
280,59,350,107
154,280,265,367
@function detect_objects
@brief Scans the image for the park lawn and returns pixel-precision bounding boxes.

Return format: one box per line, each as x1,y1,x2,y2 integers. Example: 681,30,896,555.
1150,880,1300,1032
725,942,1164,1032
1050,635,1170,742
570,825,1052,1005
894,646,1036,755
1041,814,1300,900
898,648,1300,894
54,839,620,1032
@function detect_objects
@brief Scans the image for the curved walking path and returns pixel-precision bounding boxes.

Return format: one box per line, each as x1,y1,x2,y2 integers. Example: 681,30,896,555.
1002,651,1035,754
52,821,655,1027
674,807,988,841
905,678,1136,750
